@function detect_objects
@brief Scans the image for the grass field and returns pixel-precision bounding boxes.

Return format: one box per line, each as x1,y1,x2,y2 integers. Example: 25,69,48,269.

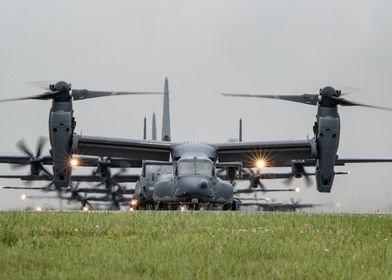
0,212,391,280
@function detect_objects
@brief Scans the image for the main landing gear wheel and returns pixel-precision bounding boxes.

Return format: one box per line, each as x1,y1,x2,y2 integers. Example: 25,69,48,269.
189,204,201,211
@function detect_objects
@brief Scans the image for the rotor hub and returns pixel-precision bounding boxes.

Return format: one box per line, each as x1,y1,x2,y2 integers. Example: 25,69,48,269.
318,86,341,107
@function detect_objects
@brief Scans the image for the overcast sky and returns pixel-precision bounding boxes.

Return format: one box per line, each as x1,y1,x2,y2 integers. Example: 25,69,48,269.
0,0,392,212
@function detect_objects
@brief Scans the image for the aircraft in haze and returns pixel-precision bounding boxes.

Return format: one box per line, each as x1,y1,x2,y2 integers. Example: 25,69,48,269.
238,197,325,212
0,78,296,210
1,79,392,210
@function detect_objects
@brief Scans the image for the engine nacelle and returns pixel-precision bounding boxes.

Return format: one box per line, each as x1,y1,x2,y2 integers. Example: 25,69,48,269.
49,102,74,188
290,160,306,178
315,112,340,192
30,160,42,176
226,167,237,182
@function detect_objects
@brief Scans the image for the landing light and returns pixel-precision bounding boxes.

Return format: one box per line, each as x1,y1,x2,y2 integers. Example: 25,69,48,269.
70,158,79,167
180,206,186,212
21,194,27,200
82,206,89,212
256,159,266,169
129,207,135,212
295,187,301,192
131,199,138,207
35,206,42,212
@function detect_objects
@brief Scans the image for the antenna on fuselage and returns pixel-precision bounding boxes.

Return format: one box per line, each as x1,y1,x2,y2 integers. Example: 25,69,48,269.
152,113,157,141
239,118,243,142
143,117,147,140
161,77,171,142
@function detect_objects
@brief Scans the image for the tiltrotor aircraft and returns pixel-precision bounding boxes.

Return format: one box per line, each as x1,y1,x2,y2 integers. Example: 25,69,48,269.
1,79,392,210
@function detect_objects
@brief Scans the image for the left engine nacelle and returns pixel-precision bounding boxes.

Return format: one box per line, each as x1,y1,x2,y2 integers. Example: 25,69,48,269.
315,111,340,193
49,108,74,188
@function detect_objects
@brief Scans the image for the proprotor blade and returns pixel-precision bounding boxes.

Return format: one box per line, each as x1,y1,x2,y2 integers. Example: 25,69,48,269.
330,96,392,111
71,90,163,101
221,93,319,106
0,91,58,102
36,136,47,158
27,81,51,91
16,139,34,157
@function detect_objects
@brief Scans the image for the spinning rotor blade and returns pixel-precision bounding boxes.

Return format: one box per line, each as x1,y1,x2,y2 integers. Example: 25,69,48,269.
241,168,266,189
329,96,392,111
284,173,313,188
0,80,163,103
221,93,319,106
283,176,294,186
0,91,58,102
16,139,34,157
222,89,392,111
27,81,51,91
13,137,52,176
10,163,28,170
71,90,163,101
42,180,56,190
35,136,46,158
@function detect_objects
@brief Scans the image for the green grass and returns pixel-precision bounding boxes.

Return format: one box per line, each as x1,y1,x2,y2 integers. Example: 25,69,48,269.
0,212,391,280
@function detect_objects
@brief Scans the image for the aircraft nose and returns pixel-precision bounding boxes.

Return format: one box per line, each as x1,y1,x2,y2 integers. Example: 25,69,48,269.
175,176,214,198
199,180,208,189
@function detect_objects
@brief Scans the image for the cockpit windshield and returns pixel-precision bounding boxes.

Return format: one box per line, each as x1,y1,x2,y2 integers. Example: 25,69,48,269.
146,165,172,174
177,158,213,176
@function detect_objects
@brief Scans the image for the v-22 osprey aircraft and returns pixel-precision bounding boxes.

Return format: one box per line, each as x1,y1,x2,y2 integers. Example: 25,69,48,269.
1,78,392,210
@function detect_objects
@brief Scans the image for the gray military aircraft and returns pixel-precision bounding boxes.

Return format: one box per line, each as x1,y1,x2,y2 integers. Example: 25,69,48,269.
70,84,392,209
0,81,163,189
1,80,392,210
238,198,324,212
222,87,392,192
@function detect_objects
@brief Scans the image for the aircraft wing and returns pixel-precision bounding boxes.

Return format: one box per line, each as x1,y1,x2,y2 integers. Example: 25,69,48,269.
65,188,135,195
0,174,140,183
0,154,142,168
238,202,320,211
218,172,298,180
215,140,314,167
0,155,52,165
74,135,171,161
0,186,46,190
335,157,392,165
0,186,135,196
234,188,297,194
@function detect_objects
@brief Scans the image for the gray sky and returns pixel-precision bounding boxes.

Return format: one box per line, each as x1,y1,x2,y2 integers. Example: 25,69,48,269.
0,0,392,212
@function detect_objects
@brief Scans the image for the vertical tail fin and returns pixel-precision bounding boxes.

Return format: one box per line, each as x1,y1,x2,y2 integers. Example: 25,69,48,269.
143,117,147,140
239,118,242,142
152,113,157,141
161,77,171,141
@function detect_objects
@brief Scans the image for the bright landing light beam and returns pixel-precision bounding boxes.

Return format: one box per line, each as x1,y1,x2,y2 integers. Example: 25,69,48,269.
131,199,138,207
256,159,266,169
70,158,79,167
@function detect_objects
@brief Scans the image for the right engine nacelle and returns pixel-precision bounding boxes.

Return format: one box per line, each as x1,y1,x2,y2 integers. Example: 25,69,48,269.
49,103,74,189
315,114,340,192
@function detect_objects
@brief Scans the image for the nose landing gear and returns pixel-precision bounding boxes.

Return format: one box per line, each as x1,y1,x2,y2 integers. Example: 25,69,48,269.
223,200,239,211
